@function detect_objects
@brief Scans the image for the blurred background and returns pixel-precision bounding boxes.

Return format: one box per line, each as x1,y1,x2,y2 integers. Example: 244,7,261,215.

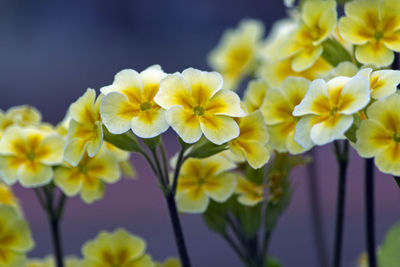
0,0,399,266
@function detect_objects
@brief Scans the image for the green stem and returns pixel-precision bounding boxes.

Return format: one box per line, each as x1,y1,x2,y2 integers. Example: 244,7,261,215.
333,140,349,267
171,148,186,196
393,176,400,188
222,233,247,263
160,140,170,185
365,158,377,267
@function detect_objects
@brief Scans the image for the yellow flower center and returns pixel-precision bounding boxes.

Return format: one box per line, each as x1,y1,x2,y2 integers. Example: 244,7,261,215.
393,133,400,143
140,102,152,111
330,107,338,117
197,177,207,185
193,106,205,116
26,152,35,161
374,31,384,40
79,164,88,174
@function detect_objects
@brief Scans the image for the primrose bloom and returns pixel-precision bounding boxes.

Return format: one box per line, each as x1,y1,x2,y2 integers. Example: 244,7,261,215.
356,94,400,176
339,0,400,67
0,105,41,138
155,258,181,267
228,111,270,169
235,175,264,206
0,126,64,187
279,0,337,71
243,79,269,113
293,70,370,146
208,19,264,90
359,68,400,100
262,77,312,154
25,256,80,267
100,65,168,139
0,206,34,267
64,89,103,166
54,148,120,204
154,68,245,145
176,155,237,213
81,229,154,267
0,183,19,211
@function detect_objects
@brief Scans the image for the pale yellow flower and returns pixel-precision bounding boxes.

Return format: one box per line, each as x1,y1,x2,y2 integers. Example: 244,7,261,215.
0,183,20,211
155,258,181,267
0,126,64,187
25,256,80,267
64,88,103,166
243,79,269,113
0,206,34,267
100,65,169,139
208,19,264,90
356,94,400,176
0,105,41,139
359,68,400,100
235,175,264,206
176,155,237,213
228,111,270,169
293,70,370,146
279,0,337,71
339,0,400,67
81,228,154,267
154,68,245,145
54,147,120,204
262,77,312,154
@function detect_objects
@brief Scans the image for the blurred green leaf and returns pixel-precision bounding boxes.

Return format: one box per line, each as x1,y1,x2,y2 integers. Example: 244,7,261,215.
265,256,282,267
103,126,142,152
322,38,353,67
246,163,265,185
265,179,292,232
379,223,400,267
203,200,228,234
142,136,160,151
187,137,228,159
239,203,262,239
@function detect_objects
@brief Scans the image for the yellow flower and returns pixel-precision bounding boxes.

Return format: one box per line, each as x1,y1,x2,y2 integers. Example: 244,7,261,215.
323,61,359,81
0,206,34,267
154,68,245,145
81,228,154,267
339,0,400,67
0,105,41,139
100,65,169,139
25,256,80,267
356,94,400,176
228,111,270,169
0,183,20,211
155,258,181,267
278,0,337,71
64,88,103,166
359,68,400,100
176,155,237,213
243,79,269,113
54,147,120,204
262,77,312,154
208,19,264,90
0,126,64,187
235,175,264,206
293,70,370,146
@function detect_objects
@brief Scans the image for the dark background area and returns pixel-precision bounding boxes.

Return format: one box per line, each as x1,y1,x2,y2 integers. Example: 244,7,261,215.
1,1,399,266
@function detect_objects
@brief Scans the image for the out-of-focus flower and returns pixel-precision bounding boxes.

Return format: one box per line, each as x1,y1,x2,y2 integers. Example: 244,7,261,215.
0,206,34,267
81,228,154,267
235,175,264,206
262,77,312,154
54,148,120,204
356,94,400,176
64,89,103,166
25,256,80,267
279,0,337,71
0,183,20,211
228,111,270,169
208,19,264,90
176,155,237,213
323,61,359,81
155,68,245,145
0,126,64,187
243,79,269,113
155,258,181,267
104,142,135,179
100,65,169,139
339,0,400,67
293,70,370,146
359,68,400,100
0,105,41,139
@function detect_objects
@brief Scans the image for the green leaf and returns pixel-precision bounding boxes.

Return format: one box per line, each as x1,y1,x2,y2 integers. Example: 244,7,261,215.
265,256,282,267
238,203,262,239
103,126,142,152
336,0,352,5
203,200,228,234
378,223,400,267
344,114,363,143
321,38,353,67
245,163,265,185
187,137,228,159
142,136,160,151
265,179,292,232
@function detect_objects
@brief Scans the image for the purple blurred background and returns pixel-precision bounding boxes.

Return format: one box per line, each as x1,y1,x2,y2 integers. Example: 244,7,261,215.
1,0,399,266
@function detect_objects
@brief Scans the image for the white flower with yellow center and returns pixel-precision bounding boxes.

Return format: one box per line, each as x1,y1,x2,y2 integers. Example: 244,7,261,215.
293,70,371,146
0,126,64,187
100,65,168,139
154,68,245,145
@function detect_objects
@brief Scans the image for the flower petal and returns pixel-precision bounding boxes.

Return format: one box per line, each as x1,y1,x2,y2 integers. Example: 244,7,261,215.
384,30,400,51
0,156,18,185
310,115,353,145
356,120,392,158
37,134,65,165
155,73,194,109
338,17,371,45
291,45,323,72
370,69,400,99
17,163,53,187
176,188,209,213
64,138,88,167
294,115,317,148
69,89,97,124
205,89,245,117
200,115,239,145
339,70,370,114
356,42,394,67
293,79,330,116
375,142,400,176
130,109,169,138
86,121,103,158
54,167,84,196
100,69,143,100
166,106,201,144
204,172,237,202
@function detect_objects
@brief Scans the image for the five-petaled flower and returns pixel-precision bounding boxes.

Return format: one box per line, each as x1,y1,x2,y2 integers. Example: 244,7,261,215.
293,70,370,147
154,68,245,145
235,175,265,206
81,228,153,267
339,0,400,67
356,94,400,176
175,155,237,213
100,65,169,139
0,126,64,187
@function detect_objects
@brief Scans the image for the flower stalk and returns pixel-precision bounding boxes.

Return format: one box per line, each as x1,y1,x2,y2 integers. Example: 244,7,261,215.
365,158,377,267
